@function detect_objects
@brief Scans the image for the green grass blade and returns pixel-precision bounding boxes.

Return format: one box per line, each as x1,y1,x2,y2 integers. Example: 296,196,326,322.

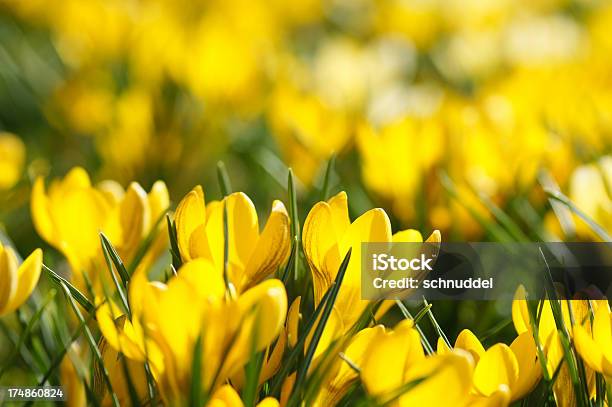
217,161,233,197
422,298,451,348
321,155,336,201
544,187,611,241
166,214,183,270
290,248,352,404
189,336,204,407
281,236,298,285
268,287,335,396
223,201,232,294
36,307,98,386
100,233,131,288
60,282,120,407
472,189,530,242
439,171,514,242
0,289,56,379
43,264,94,314
100,234,131,319
396,300,434,355
288,169,300,281
242,319,265,407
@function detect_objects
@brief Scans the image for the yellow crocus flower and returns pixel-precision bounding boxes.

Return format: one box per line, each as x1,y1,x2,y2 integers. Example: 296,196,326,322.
209,384,279,407
302,191,440,331
0,132,26,190
0,242,42,316
174,186,291,292
512,287,604,405
31,167,169,290
98,259,287,404
360,320,474,406
574,302,612,380
440,329,541,405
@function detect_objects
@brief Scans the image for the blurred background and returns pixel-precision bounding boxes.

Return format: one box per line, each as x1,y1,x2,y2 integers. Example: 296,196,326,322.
0,0,611,348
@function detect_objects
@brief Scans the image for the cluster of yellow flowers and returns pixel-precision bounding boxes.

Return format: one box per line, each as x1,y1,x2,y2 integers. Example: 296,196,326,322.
1,0,610,235
0,166,604,406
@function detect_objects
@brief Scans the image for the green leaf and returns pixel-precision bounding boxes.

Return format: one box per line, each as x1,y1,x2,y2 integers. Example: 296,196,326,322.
268,286,335,396
242,318,265,407
439,171,514,242
217,161,233,197
281,236,298,285
166,214,183,270
290,248,352,405
43,264,94,314
288,169,300,281
100,234,131,319
321,155,336,201
100,232,131,288
544,187,611,241
189,336,204,407
60,282,120,407
396,300,434,355
0,289,56,379
223,200,232,295
422,298,451,349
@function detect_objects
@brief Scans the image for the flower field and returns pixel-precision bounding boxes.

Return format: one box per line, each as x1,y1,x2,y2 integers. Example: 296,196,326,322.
0,0,611,406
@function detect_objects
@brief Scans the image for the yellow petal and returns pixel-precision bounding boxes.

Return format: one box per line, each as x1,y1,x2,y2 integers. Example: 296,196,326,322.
0,132,25,189
175,186,206,262
468,385,511,407
31,177,56,244
512,286,530,335
97,180,125,205
119,183,150,259
592,305,612,361
259,330,287,384
280,372,296,407
236,279,288,351
0,245,18,315
509,332,541,400
425,230,441,243
256,397,279,407
60,343,86,407
473,344,519,397
361,320,423,396
327,191,350,237
225,192,259,269
96,298,124,346
437,337,451,354
287,297,301,348
61,167,92,189
333,325,385,389
302,201,338,304
573,325,604,373
4,249,43,314
455,329,485,363
392,229,423,243
176,258,226,301
223,280,288,380
244,200,291,288
336,208,392,327
203,200,225,269
399,351,474,406
209,385,244,407
148,181,170,220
